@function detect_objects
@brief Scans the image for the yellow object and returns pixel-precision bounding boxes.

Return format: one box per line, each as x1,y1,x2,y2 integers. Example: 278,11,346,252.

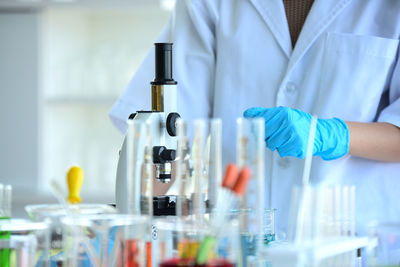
67,166,84,204
178,240,200,259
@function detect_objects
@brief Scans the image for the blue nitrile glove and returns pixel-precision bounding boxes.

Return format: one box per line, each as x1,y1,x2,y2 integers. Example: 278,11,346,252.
243,106,349,160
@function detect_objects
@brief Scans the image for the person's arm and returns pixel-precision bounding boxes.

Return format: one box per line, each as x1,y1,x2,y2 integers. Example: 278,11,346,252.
347,121,400,162
243,106,400,162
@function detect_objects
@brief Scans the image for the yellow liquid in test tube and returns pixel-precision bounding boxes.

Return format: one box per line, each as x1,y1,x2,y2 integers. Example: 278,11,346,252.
178,241,200,259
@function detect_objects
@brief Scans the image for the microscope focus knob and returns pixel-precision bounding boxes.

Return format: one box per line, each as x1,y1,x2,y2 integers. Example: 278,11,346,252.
166,112,180,136
162,149,176,161
153,146,176,163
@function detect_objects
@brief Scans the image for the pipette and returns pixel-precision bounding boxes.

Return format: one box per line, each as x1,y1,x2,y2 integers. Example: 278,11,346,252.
48,167,101,267
67,166,84,204
294,115,317,244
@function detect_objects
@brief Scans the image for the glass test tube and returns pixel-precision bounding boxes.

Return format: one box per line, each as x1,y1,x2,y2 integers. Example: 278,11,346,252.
142,122,154,267
0,185,12,267
126,119,141,215
208,119,222,212
175,119,191,219
236,118,267,267
190,118,223,219
126,120,154,217
192,119,206,225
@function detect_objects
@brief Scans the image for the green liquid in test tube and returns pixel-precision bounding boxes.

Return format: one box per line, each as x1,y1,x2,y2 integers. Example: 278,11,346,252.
0,185,12,267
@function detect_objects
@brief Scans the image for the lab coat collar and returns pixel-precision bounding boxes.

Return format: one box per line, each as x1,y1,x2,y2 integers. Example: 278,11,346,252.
249,0,353,68
249,0,292,58
287,0,353,73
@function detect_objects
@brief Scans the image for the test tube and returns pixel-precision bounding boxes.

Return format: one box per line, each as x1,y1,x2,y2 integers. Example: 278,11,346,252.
142,122,154,267
126,119,140,215
141,121,154,217
175,119,189,219
0,184,12,267
0,184,12,218
208,119,222,211
236,118,266,267
192,119,206,225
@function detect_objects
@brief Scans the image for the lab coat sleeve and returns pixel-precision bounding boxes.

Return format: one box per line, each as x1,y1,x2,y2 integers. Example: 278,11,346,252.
109,0,217,133
377,49,400,128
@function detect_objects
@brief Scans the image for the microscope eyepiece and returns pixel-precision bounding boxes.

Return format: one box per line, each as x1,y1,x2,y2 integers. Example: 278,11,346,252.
152,43,177,85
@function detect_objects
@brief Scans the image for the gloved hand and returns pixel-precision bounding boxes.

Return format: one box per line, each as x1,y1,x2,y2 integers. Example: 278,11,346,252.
243,106,349,160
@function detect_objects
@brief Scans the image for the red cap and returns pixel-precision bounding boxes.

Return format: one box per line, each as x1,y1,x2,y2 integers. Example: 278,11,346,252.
232,167,252,195
222,164,239,189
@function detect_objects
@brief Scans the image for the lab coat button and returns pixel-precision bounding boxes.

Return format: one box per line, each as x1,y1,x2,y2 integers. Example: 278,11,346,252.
285,82,297,93
278,158,290,168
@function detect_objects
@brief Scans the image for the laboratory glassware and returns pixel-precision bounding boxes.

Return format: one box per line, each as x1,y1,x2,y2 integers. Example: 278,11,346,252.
262,185,371,267
236,117,267,267
62,214,149,267
0,219,49,267
25,204,116,266
170,118,222,218
153,218,238,267
0,184,12,267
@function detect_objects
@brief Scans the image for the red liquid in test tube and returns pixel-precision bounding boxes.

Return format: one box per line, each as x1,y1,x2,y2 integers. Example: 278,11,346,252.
160,258,235,267
125,239,139,267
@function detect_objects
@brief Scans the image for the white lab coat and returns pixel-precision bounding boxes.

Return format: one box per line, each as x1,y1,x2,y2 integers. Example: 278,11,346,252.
110,0,400,235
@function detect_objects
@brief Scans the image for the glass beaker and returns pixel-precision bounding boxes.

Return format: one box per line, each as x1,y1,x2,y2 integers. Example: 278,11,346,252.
61,214,149,267
153,218,238,267
0,219,49,267
25,204,116,266
229,208,276,267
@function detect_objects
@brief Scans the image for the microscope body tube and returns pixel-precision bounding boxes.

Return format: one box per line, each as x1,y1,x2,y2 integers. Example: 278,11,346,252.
151,43,179,183
115,43,179,214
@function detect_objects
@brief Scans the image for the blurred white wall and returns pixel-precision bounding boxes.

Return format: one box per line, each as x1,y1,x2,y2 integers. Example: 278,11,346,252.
0,11,41,216
0,3,171,217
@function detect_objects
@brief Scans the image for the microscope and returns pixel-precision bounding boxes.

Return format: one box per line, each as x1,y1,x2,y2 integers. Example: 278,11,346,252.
115,43,183,215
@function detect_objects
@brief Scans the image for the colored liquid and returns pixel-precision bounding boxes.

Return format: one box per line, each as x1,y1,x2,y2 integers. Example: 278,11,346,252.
206,259,235,267
160,258,234,267
240,233,275,267
0,217,11,267
264,234,275,245
177,241,200,259
125,239,140,267
146,241,152,267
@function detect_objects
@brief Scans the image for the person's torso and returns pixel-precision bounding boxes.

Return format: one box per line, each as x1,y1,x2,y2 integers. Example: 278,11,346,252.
206,0,400,234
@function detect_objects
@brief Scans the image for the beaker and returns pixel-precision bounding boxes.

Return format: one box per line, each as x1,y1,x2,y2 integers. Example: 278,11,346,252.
230,209,276,267
0,219,49,267
61,214,149,267
25,204,116,265
153,218,238,267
